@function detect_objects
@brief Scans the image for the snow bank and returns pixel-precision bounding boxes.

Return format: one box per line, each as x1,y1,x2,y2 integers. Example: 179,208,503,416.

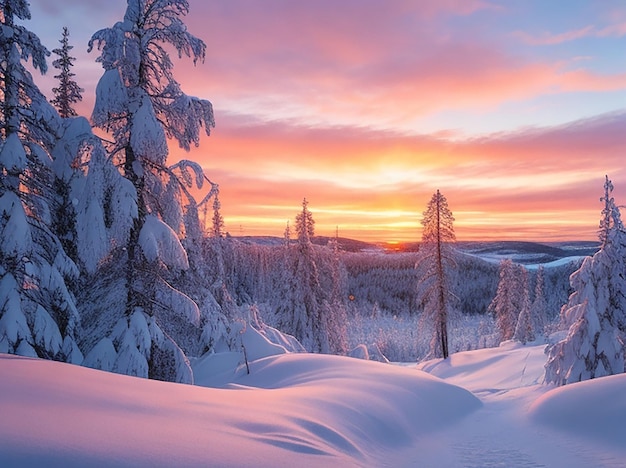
0,353,480,467
528,373,626,448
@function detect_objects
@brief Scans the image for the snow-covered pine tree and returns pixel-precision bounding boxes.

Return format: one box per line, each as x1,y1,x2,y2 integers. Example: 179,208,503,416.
284,220,291,247
513,267,534,344
85,0,215,383
276,199,339,353
0,0,82,363
530,265,548,338
202,185,239,322
51,27,83,118
325,227,348,354
50,116,124,275
416,189,456,359
211,192,225,239
545,176,626,385
488,259,527,344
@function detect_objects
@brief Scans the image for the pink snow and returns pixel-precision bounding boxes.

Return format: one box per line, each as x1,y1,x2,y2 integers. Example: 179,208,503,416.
1,341,626,466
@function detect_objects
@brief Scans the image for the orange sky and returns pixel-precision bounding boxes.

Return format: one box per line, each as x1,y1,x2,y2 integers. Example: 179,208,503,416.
181,113,626,242
27,0,626,243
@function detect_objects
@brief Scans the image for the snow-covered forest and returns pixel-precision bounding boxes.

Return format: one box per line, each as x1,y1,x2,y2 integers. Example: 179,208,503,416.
1,0,625,384
3,1,626,465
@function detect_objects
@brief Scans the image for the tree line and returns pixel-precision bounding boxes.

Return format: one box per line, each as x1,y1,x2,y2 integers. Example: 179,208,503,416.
2,1,622,388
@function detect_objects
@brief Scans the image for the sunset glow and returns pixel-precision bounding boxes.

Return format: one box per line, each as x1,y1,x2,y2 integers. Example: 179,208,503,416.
26,0,626,242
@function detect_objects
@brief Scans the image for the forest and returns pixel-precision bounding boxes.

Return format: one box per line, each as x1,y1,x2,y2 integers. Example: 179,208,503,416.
2,0,626,390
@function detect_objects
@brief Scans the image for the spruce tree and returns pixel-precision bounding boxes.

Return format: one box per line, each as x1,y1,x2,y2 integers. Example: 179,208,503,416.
489,259,528,343
327,227,348,354
276,199,343,353
530,265,548,338
51,27,83,118
416,190,456,359
0,0,81,362
513,267,534,344
85,0,215,382
545,176,626,385
211,192,225,239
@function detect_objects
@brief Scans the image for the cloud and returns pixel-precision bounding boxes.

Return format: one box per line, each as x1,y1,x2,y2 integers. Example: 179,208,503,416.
28,0,626,137
513,21,626,46
23,0,626,242
168,1,626,135
185,111,626,241
512,26,596,46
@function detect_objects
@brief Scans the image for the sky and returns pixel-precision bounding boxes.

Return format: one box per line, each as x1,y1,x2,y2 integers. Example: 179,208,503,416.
22,0,626,243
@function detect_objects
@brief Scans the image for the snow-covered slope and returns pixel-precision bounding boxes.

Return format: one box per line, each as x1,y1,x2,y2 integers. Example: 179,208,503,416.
2,342,626,467
412,341,626,467
0,353,479,467
529,373,626,448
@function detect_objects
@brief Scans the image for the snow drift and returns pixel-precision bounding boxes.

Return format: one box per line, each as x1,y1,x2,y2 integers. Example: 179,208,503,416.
0,353,480,467
529,373,626,448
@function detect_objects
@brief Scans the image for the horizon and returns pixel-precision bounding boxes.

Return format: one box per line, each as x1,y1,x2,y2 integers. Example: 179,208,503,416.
228,233,601,247
23,1,626,243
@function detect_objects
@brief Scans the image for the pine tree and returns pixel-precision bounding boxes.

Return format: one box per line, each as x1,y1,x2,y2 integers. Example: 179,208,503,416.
295,197,315,243
283,220,291,247
51,27,83,118
545,176,626,385
327,227,348,354
598,175,622,245
211,192,225,239
0,1,81,362
513,267,534,344
276,199,342,353
530,265,548,338
416,190,456,359
489,259,527,343
85,0,215,382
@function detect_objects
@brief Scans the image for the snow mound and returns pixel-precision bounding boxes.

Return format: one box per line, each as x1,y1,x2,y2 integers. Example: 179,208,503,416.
528,373,626,448
0,353,480,467
417,340,547,394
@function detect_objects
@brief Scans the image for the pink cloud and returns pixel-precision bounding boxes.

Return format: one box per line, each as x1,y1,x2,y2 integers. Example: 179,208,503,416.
513,21,626,46
167,2,626,134
512,25,596,45
184,111,626,242
23,0,626,242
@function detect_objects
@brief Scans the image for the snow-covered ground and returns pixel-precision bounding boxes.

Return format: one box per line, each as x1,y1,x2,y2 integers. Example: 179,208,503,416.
2,342,625,467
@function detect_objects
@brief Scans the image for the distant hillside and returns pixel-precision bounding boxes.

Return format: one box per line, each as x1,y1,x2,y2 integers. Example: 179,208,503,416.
230,236,600,261
456,240,599,265
230,235,378,253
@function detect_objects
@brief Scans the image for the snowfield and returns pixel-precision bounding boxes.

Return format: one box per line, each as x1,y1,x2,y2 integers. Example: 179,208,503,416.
2,342,626,467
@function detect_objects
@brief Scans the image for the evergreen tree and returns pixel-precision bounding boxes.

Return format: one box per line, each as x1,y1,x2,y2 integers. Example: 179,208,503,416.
211,192,225,239
489,259,527,343
545,176,626,385
598,175,622,245
51,27,83,118
276,199,343,353
85,0,215,382
327,227,348,354
530,265,548,338
295,198,315,242
283,220,291,247
416,190,456,359
513,267,534,344
0,0,81,362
